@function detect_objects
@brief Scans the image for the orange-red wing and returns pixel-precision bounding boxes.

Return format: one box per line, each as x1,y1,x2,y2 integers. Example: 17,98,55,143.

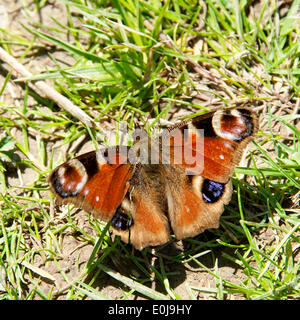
111,167,171,250
49,148,134,221
166,108,258,183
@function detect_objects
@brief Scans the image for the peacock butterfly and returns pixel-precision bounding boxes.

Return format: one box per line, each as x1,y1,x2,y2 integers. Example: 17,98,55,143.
49,107,258,250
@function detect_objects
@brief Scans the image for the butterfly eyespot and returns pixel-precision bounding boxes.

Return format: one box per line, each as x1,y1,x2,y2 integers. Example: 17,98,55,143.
202,179,225,203
51,161,87,198
111,209,133,230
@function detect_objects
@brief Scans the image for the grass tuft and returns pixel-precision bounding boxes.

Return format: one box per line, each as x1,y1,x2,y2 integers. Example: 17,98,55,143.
0,0,299,300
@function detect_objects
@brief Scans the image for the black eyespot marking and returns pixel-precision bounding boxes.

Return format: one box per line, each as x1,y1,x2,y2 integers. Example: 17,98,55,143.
202,179,225,203
111,208,133,230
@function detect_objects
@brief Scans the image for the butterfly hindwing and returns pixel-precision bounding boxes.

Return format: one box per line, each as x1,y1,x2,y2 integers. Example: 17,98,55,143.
161,164,233,240
111,165,171,250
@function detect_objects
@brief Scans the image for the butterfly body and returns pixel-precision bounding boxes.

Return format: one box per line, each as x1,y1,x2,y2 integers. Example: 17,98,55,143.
49,107,258,250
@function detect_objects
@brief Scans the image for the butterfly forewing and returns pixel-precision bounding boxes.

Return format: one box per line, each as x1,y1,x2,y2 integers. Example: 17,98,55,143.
49,147,135,222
